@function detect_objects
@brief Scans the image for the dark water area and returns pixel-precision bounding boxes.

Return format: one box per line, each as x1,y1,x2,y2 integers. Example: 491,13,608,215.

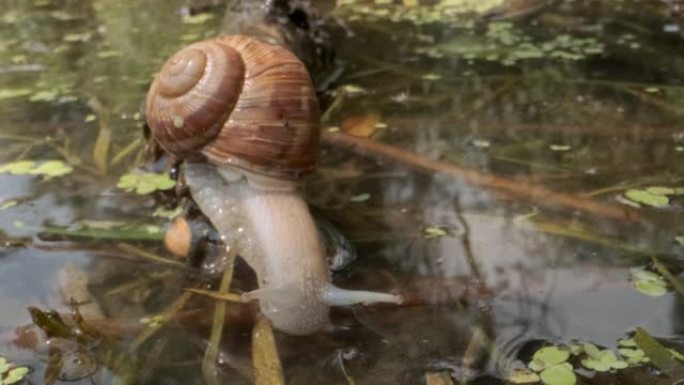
1,0,684,384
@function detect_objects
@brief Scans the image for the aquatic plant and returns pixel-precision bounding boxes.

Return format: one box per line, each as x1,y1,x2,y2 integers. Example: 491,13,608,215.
415,22,604,65
116,171,175,194
0,160,73,178
0,357,28,385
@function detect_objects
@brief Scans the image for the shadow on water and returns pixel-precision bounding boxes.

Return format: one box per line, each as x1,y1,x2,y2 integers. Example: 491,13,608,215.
1,0,684,384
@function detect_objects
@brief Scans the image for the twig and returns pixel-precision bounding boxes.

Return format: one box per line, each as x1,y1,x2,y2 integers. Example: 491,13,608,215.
202,247,237,385
130,291,192,350
185,288,244,303
88,97,112,175
111,137,143,166
321,131,638,221
337,350,357,385
116,242,185,267
460,327,486,385
531,220,652,256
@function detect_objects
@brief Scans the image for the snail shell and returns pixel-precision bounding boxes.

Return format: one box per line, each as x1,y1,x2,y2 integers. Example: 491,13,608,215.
145,35,321,180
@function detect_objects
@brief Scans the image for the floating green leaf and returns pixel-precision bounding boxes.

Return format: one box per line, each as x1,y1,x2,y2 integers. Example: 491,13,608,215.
0,200,17,210
182,13,214,24
581,347,628,371
645,186,675,195
539,363,575,385
624,189,669,208
619,346,649,365
0,160,72,178
618,338,638,347
0,356,29,385
567,343,583,355
117,172,176,195
0,88,32,101
634,280,668,296
29,90,58,102
423,226,450,239
582,343,601,358
631,267,668,297
618,347,643,358
29,160,73,177
508,368,539,384
529,346,570,372
0,161,35,175
3,367,29,384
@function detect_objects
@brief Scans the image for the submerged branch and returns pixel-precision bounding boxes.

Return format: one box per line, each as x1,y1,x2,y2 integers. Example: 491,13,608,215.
322,131,638,221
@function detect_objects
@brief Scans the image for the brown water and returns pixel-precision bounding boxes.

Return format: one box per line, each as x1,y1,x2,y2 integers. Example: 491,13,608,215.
1,0,684,384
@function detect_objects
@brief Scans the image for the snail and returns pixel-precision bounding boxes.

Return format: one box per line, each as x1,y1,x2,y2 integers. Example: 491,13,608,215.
145,35,401,335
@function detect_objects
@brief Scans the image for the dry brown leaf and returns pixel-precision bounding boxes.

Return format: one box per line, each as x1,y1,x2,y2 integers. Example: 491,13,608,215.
164,217,191,257
425,371,453,385
341,112,380,138
252,315,285,385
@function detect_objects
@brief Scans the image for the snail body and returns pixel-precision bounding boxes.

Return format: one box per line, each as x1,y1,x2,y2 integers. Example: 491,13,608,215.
146,36,401,335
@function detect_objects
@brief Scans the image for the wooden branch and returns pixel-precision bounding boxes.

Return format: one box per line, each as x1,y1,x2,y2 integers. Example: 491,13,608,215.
322,131,639,221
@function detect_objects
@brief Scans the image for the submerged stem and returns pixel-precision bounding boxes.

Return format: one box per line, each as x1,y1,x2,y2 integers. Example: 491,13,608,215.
202,246,237,385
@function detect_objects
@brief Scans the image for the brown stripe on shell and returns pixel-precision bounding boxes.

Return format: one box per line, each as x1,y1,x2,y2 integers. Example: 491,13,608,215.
145,40,245,157
202,36,320,179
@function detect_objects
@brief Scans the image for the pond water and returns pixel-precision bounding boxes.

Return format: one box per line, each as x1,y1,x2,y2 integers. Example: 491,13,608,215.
1,0,684,384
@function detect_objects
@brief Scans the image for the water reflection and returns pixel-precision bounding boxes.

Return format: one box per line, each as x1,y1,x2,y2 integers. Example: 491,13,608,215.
1,0,684,384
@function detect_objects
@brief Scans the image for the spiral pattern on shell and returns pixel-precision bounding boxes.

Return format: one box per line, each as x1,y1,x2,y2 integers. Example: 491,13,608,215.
145,36,321,179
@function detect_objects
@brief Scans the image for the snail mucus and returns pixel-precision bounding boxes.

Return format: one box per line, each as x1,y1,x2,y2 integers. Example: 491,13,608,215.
145,35,402,335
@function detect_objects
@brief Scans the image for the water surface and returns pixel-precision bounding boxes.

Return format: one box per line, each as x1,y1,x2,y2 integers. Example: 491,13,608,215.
1,1,684,384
